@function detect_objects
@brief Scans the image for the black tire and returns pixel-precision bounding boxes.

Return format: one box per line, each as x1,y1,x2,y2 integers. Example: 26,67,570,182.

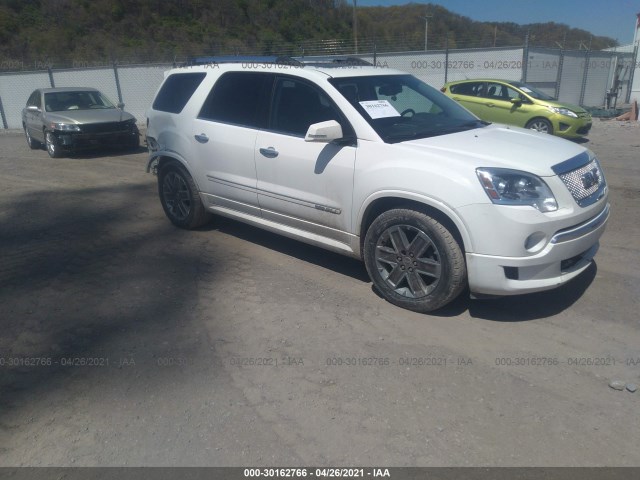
526,117,553,135
363,208,466,313
45,131,63,158
158,162,211,229
24,126,42,149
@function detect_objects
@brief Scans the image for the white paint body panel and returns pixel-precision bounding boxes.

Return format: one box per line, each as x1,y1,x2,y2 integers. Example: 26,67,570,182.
146,64,609,297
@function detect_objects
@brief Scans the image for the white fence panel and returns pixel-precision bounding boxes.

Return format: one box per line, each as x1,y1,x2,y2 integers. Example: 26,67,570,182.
52,68,120,106
0,72,51,129
118,65,172,124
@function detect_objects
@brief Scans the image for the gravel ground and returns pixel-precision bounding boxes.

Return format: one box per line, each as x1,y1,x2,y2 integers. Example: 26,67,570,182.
0,120,639,467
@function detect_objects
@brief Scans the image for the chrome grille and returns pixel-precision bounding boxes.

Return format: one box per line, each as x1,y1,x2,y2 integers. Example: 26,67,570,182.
558,159,606,207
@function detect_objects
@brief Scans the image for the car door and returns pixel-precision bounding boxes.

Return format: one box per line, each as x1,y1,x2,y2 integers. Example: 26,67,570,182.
192,72,273,216
25,90,44,142
449,81,489,119
483,82,532,127
255,76,356,243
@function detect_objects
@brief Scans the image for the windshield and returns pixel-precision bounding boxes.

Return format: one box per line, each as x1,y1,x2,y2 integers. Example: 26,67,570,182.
510,81,555,101
329,74,486,143
44,91,116,112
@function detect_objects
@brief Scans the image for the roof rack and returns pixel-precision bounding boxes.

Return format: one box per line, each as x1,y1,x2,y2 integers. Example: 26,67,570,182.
182,55,372,68
183,55,303,67
297,57,373,67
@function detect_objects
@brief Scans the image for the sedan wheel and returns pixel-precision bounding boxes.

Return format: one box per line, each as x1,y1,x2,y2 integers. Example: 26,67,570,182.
24,127,41,149
45,132,62,158
526,118,553,135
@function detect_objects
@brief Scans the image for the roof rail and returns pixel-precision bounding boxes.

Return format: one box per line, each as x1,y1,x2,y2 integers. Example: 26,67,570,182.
183,55,303,67
182,55,373,69
297,57,373,67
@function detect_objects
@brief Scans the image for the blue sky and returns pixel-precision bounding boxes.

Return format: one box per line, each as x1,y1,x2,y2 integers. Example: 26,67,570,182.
356,0,640,45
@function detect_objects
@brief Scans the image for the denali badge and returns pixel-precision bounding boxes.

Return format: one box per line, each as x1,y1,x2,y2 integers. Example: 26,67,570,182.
581,168,600,189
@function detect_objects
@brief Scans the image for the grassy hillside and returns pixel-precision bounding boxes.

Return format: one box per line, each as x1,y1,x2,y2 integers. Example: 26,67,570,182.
0,0,618,68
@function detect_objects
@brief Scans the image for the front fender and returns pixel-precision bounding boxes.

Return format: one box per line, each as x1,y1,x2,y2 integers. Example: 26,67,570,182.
357,190,475,254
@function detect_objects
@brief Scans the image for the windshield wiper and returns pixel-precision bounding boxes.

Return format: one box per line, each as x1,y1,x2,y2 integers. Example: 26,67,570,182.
384,131,433,143
437,120,488,134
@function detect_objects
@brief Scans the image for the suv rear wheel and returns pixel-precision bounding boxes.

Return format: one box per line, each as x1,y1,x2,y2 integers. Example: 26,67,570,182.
158,162,211,229
364,208,466,312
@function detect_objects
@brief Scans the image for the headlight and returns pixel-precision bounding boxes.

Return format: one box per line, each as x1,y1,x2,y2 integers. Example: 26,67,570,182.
546,106,577,118
476,168,558,212
50,122,81,132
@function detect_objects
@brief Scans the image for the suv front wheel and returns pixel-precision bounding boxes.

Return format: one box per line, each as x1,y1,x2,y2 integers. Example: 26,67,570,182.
364,208,466,312
158,162,211,229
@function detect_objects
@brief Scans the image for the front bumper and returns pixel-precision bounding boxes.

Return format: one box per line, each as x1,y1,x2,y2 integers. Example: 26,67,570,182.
466,203,609,296
54,127,139,150
553,115,592,138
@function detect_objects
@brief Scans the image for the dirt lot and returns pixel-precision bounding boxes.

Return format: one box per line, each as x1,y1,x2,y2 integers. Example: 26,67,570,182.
0,121,639,467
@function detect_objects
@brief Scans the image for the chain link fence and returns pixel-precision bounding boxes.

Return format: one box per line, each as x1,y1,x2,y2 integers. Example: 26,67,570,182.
1,42,637,129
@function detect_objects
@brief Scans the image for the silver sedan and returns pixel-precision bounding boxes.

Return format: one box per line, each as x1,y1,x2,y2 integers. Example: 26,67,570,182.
22,87,139,158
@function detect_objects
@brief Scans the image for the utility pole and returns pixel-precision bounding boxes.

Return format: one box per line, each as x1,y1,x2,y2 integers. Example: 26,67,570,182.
422,13,433,51
353,0,358,54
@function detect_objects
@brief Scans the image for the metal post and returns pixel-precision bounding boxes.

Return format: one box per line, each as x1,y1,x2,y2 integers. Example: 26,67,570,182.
521,32,529,83
113,61,123,104
47,66,55,87
373,42,377,67
626,45,638,104
353,0,358,55
555,48,565,100
0,95,8,129
444,34,449,84
579,49,591,106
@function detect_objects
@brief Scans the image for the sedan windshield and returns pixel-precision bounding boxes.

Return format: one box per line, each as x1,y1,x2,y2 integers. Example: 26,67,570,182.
509,81,555,101
329,74,486,143
44,91,116,112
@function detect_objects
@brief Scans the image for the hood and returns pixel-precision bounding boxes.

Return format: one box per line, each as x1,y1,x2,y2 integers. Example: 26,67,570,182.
45,109,136,124
538,99,588,115
398,124,589,177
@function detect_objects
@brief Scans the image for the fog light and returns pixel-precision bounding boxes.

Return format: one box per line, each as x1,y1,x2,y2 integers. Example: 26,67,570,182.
524,232,547,252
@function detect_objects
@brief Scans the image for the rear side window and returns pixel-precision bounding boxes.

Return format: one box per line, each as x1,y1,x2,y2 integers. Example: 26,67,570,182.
450,82,484,96
27,90,41,108
198,72,273,128
152,72,206,114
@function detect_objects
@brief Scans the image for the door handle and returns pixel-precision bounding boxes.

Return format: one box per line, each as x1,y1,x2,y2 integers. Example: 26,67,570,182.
259,147,279,158
194,133,208,143
487,103,495,107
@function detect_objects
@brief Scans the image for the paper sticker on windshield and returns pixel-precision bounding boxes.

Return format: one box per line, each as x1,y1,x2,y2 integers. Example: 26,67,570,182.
359,100,401,119
520,87,533,93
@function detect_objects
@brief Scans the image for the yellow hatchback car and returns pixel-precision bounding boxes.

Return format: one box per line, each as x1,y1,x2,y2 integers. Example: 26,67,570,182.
441,79,592,139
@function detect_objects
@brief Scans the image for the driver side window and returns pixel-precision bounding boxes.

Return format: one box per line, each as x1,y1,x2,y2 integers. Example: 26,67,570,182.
270,78,344,137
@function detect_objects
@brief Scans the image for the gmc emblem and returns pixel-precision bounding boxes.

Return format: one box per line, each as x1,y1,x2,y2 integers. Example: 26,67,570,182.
581,168,600,189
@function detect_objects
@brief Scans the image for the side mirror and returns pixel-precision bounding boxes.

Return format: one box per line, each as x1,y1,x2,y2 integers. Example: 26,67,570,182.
117,102,125,109
511,98,522,106
304,120,343,143
27,105,40,112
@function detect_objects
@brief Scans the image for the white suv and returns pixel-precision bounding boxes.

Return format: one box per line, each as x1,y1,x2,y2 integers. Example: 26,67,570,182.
145,57,609,313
